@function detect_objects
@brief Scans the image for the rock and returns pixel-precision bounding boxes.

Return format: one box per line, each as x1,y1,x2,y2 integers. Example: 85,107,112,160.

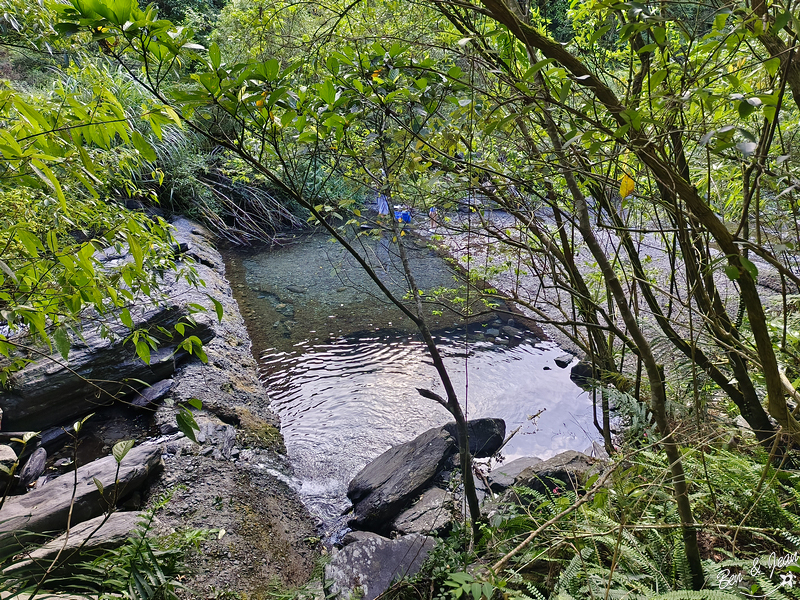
554,354,573,369
18,447,46,489
507,318,516,327
442,418,505,458
0,445,17,469
0,307,213,431
488,457,544,492
543,366,551,370
485,328,500,337
197,419,237,460
324,532,434,600
130,379,174,409
286,285,306,293
501,326,522,338
569,360,597,389
393,487,452,535
494,338,509,345
513,451,597,496
348,427,457,532
0,443,163,551
4,511,147,574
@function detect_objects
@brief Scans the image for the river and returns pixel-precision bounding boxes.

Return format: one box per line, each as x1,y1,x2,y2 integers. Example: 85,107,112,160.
224,229,598,524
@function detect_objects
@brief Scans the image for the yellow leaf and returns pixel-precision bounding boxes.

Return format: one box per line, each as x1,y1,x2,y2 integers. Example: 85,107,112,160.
619,174,635,199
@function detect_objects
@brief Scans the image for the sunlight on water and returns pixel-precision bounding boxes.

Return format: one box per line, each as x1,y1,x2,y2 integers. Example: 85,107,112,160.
260,329,596,523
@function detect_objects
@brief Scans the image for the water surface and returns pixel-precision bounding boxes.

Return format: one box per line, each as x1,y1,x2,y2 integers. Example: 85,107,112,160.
225,231,598,523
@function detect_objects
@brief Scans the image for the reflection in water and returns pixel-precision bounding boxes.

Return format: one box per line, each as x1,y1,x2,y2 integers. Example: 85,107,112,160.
260,328,597,524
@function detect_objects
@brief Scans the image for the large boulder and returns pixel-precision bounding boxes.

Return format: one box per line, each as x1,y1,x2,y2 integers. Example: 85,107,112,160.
324,532,434,600
442,418,505,458
0,443,163,551
513,450,598,496
348,427,457,532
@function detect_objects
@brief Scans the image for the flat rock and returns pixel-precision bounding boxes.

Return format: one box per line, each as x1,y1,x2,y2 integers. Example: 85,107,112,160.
501,326,522,338
554,354,573,368
324,532,434,600
488,457,543,492
513,450,597,496
348,427,456,532
393,487,452,535
485,328,500,337
286,285,306,293
442,418,505,458
0,443,163,551
4,511,147,574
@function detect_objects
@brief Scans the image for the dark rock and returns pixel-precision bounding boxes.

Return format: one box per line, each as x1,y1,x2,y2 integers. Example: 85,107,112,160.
18,447,46,489
570,360,597,389
286,285,306,293
507,318,516,327
442,418,505,458
347,427,456,531
501,326,522,338
130,379,174,408
554,354,573,369
488,457,543,492
393,487,452,535
543,366,551,370
513,451,597,495
486,328,500,337
0,443,163,551
324,532,434,600
4,511,147,574
0,312,212,431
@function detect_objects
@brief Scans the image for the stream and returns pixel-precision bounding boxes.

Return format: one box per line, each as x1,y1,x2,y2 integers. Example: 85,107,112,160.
224,229,599,525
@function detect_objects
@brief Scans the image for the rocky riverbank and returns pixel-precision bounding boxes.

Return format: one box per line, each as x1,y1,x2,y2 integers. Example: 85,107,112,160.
0,216,319,596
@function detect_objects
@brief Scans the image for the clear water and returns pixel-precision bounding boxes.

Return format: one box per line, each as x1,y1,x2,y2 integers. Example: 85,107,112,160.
260,330,597,522
228,231,598,524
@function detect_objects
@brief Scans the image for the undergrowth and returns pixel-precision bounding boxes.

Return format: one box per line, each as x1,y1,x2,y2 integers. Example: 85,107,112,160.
382,434,800,600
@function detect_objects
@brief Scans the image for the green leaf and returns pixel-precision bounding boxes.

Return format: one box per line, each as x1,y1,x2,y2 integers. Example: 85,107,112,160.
131,131,157,162
120,308,134,329
740,256,758,279
135,339,151,363
112,439,135,464
738,100,756,119
16,230,42,258
772,11,791,33
724,264,740,280
30,159,67,210
53,326,70,361
209,42,221,70
93,476,104,495
207,294,223,323
176,406,199,443
187,398,202,410
0,258,18,284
